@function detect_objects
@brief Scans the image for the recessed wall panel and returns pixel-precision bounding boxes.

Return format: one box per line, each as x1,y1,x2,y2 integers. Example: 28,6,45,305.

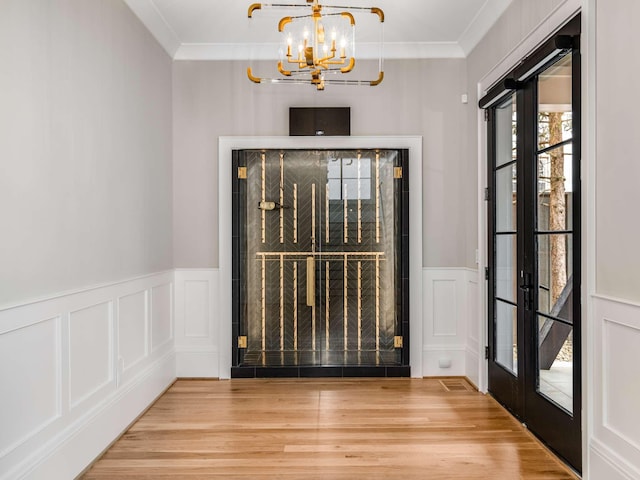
184,280,209,338
604,319,640,450
151,283,172,350
433,280,457,336
69,303,112,408
467,278,479,344
118,291,147,370
0,318,60,455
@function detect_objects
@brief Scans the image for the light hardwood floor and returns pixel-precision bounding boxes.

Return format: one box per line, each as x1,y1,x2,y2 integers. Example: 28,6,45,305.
82,378,577,479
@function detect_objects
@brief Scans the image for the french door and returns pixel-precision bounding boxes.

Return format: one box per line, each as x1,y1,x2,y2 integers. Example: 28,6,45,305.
482,17,581,472
231,149,409,376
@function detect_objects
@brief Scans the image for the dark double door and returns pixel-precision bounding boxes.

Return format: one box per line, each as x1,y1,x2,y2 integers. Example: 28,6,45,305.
482,17,581,472
232,149,409,376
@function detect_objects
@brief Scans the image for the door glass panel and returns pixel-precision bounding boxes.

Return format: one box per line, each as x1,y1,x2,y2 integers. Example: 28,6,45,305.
537,233,573,321
241,149,402,367
537,146,573,231
496,164,517,232
496,234,517,303
496,94,517,167
538,55,573,151
495,300,517,375
538,317,573,414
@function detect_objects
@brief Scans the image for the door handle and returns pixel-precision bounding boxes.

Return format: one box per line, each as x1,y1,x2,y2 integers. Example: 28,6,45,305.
258,201,289,211
306,256,315,307
520,272,533,311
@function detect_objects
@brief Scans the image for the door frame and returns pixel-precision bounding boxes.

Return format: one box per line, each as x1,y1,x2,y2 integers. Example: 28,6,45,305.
230,148,410,377
218,136,423,379
475,0,582,396
480,15,582,472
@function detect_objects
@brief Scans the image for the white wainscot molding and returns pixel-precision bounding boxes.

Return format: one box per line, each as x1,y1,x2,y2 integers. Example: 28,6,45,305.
422,268,479,379
174,269,220,378
589,295,640,480
0,272,175,480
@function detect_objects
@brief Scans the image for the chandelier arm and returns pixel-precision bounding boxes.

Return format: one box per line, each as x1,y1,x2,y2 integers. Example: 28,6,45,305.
247,3,261,17
247,67,263,84
248,0,385,88
340,57,355,73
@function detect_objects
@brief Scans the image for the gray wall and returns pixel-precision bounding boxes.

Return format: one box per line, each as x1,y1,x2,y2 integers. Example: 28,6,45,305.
172,58,472,269
0,0,173,306
595,0,640,303
464,0,570,268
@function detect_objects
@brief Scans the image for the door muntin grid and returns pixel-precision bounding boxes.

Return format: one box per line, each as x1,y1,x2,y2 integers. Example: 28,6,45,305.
240,149,400,367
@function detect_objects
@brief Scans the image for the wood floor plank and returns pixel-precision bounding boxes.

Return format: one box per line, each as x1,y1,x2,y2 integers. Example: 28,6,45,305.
81,378,577,479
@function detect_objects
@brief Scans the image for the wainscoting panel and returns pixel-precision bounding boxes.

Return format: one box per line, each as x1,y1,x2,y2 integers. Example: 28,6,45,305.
423,268,479,377
0,271,175,480
184,280,210,338
590,295,640,479
465,274,480,387
432,280,458,337
151,283,172,351
0,317,60,458
69,302,113,409
117,290,148,372
174,269,220,378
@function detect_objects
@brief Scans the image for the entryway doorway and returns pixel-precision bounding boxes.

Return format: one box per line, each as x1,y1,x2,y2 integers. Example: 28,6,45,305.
480,16,581,473
231,149,409,377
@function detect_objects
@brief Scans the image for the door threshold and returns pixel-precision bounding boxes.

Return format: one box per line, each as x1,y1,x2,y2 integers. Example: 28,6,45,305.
231,365,410,378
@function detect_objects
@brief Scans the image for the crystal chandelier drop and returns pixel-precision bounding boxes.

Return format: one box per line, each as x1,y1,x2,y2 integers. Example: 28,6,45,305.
247,0,384,90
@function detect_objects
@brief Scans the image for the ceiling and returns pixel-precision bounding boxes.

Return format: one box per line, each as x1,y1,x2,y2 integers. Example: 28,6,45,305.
124,0,513,60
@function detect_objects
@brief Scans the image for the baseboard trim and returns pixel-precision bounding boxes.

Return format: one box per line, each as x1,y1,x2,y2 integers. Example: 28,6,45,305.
590,436,640,480
7,351,176,480
74,377,177,479
175,347,219,378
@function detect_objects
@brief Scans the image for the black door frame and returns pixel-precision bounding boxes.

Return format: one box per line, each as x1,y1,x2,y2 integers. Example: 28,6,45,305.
480,15,582,472
230,148,411,378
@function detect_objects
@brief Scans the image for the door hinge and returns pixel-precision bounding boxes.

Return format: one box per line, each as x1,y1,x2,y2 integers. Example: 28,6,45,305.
485,346,490,360
394,336,403,348
394,166,403,179
485,267,489,280
484,187,490,201
237,167,247,179
484,109,489,121
238,336,247,348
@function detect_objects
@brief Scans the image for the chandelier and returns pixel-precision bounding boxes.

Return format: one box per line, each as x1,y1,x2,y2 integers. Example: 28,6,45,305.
247,0,384,90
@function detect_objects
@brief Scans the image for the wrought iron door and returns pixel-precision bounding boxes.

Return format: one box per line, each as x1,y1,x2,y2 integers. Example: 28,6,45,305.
232,149,408,375
481,15,581,471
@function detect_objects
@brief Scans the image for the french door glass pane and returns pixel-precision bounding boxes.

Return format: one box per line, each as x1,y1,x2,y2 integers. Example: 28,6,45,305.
537,233,573,320
538,146,573,231
538,55,573,151
496,94,517,167
538,317,573,414
496,164,517,232
495,300,517,375
496,234,517,303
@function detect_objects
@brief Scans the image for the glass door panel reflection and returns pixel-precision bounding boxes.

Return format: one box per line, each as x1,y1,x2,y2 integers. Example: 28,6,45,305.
535,53,576,414
492,94,518,377
241,149,402,367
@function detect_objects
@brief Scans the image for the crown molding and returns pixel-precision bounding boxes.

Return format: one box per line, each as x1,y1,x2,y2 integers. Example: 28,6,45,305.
174,42,465,61
125,0,504,61
123,0,181,57
458,0,513,56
